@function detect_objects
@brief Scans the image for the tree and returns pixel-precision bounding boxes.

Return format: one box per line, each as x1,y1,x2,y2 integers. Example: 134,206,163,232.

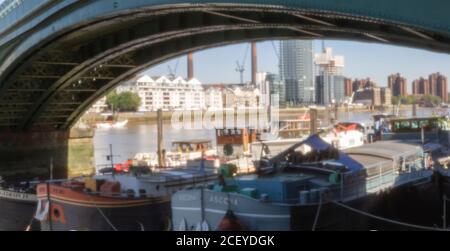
392,95,419,105
405,95,417,105
422,94,441,106
106,91,141,112
106,91,119,111
117,92,141,111
392,96,400,105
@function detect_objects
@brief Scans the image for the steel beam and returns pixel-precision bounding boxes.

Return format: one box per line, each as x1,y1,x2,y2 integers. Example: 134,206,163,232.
290,13,336,27
203,10,260,24
399,26,435,41
364,33,390,43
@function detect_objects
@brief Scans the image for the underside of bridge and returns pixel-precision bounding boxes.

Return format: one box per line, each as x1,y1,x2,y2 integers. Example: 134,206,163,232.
0,2,449,179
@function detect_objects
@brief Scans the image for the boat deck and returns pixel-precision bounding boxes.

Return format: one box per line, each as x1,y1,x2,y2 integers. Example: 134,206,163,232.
344,141,422,163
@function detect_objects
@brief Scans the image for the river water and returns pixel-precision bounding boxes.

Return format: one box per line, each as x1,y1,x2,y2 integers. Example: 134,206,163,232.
94,108,442,167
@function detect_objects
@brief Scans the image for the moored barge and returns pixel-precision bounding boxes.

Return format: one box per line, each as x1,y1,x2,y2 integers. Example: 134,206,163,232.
36,167,217,231
172,135,435,231
0,180,38,231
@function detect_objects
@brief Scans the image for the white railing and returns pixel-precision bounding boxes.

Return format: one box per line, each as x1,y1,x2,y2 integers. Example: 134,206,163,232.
296,154,428,205
0,0,23,19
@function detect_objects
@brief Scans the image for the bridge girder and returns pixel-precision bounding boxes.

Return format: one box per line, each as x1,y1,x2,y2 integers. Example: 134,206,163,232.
0,4,448,131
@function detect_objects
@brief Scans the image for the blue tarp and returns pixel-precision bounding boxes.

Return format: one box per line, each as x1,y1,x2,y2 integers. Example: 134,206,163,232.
293,135,364,172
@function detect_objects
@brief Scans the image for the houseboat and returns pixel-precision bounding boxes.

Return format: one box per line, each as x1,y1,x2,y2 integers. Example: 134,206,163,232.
215,128,259,173
0,179,39,231
133,139,218,168
373,115,450,143
172,135,435,231
36,166,217,231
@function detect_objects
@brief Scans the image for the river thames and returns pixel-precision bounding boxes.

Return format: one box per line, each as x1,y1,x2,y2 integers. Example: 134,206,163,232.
93,108,441,167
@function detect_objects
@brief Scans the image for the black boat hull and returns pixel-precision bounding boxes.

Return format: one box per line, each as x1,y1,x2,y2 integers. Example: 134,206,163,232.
172,182,442,231
39,199,171,231
0,191,38,231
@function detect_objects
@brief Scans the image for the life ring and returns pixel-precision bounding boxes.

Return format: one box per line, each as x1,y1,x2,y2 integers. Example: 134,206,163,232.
50,204,66,224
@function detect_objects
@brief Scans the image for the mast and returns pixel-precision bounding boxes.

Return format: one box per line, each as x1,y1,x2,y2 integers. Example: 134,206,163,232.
157,109,165,167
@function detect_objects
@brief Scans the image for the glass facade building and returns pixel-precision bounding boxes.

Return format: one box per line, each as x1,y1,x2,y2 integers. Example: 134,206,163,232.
280,40,315,105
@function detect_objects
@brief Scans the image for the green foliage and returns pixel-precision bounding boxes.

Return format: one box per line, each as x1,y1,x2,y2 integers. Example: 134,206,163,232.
392,95,440,106
106,91,119,110
106,91,141,112
392,95,412,105
392,96,400,105
421,94,441,106
405,95,417,105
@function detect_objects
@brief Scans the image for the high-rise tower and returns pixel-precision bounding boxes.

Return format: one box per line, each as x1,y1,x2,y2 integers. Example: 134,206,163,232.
280,40,315,105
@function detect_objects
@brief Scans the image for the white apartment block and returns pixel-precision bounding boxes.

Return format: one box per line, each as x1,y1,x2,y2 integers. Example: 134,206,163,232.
117,75,205,112
256,72,270,107
89,77,264,113
204,87,224,110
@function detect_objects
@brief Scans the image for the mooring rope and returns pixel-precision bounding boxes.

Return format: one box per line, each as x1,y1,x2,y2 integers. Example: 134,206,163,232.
312,196,323,231
331,200,449,231
86,194,118,231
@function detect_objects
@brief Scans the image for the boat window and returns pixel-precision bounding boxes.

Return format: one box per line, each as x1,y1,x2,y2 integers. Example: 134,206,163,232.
411,120,419,129
419,120,429,128
400,121,411,129
431,120,438,128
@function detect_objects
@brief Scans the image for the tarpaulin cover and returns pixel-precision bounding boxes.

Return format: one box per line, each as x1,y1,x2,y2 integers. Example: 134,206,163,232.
273,134,363,172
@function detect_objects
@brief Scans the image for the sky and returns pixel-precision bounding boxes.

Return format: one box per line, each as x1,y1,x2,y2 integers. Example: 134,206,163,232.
144,40,450,93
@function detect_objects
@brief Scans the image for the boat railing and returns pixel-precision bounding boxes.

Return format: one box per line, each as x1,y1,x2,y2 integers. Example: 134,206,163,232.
72,190,166,199
141,172,218,185
296,156,428,205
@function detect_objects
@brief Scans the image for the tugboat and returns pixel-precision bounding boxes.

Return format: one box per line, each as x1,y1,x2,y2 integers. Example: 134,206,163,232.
36,165,218,231
0,178,39,231
172,135,435,231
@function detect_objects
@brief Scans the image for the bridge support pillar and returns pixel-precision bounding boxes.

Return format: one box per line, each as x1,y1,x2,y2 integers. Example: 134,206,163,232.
0,129,95,180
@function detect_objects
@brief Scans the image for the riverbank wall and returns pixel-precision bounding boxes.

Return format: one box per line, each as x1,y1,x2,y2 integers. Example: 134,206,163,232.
82,105,395,125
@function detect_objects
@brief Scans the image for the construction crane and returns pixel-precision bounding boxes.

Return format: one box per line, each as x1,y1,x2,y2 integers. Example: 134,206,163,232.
271,41,282,76
236,44,250,84
271,41,280,61
167,58,180,78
